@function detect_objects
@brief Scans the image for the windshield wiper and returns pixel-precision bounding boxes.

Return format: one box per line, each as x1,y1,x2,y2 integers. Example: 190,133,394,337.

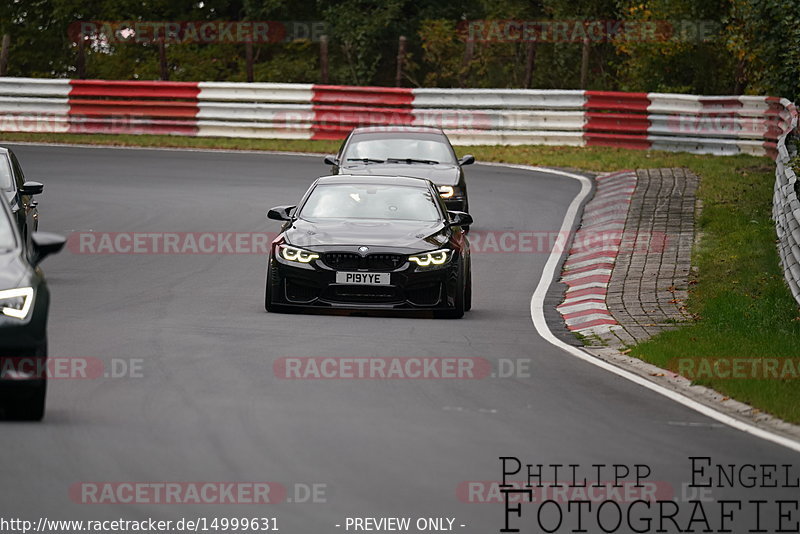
385,157,439,164
346,158,385,164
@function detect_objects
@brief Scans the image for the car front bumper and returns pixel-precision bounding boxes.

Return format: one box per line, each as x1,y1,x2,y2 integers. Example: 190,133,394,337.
268,254,462,312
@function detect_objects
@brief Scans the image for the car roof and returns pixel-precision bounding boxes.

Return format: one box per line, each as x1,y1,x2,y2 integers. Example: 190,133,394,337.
315,174,433,188
0,146,10,156
349,126,446,137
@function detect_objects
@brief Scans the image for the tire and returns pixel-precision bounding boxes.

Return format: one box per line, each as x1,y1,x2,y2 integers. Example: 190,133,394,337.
265,261,276,312
462,200,470,234
464,267,472,312
7,381,46,421
441,263,465,319
5,342,47,421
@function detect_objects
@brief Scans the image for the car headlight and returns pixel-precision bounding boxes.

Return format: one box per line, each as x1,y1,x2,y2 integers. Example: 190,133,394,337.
438,185,455,199
408,249,453,269
279,244,319,264
0,287,34,320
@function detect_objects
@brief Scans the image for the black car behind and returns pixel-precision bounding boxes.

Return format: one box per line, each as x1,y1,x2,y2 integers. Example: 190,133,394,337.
324,126,474,213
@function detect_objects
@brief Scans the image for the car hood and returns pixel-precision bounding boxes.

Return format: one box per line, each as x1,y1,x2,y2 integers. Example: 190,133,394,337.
285,217,450,251
0,249,29,290
340,163,461,186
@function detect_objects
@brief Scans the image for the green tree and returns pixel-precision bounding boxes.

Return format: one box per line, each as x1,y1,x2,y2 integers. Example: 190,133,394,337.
726,0,800,101
612,0,738,94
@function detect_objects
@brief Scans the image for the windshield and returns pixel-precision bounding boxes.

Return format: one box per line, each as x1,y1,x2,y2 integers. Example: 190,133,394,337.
0,155,13,190
300,183,441,221
343,135,456,164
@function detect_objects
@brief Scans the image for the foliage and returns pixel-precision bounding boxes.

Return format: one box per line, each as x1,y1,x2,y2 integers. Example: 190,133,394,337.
0,0,798,99
725,0,800,102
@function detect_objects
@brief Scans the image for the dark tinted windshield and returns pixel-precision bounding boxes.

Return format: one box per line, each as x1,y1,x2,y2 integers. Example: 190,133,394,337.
300,183,441,221
343,134,456,164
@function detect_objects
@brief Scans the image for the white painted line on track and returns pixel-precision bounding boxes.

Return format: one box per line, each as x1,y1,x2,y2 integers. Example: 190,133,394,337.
522,165,800,454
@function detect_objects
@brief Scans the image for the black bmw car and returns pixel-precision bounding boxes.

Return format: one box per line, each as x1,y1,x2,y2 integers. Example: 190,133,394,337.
265,175,472,318
323,126,474,213
0,198,64,420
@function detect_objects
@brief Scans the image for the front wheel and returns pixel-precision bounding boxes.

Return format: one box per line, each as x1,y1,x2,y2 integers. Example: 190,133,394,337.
440,264,465,319
464,268,472,312
6,381,46,421
4,343,47,421
265,262,276,312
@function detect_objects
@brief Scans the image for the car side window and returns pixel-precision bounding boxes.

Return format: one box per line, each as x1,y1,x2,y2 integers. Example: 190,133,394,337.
9,152,25,189
0,155,14,191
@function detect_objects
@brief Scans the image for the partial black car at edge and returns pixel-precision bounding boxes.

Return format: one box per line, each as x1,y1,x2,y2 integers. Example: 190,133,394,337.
0,199,64,420
265,175,472,318
323,126,474,213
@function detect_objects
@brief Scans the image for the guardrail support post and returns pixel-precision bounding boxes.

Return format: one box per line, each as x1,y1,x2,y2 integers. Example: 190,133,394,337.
395,35,406,87
245,41,254,82
320,35,329,84
76,33,86,79
580,37,590,89
159,37,169,81
524,41,536,89
0,34,10,76
459,39,474,88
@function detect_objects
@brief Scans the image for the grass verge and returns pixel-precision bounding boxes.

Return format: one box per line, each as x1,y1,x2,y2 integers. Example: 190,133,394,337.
4,132,799,423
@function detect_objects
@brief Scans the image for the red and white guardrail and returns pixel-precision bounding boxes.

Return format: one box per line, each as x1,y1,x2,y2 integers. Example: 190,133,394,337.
0,77,794,157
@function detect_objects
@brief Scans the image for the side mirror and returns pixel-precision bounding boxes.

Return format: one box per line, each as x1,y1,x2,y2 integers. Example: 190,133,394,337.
458,155,475,166
323,155,339,166
31,232,65,265
21,181,44,195
267,205,296,221
447,211,473,228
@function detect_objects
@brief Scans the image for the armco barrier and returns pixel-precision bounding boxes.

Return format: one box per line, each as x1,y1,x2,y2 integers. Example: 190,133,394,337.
68,80,200,135
1,76,799,306
0,77,793,155
0,78,71,133
773,99,800,307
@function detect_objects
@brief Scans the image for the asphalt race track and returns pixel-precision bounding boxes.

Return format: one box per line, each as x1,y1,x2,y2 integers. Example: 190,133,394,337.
1,144,797,533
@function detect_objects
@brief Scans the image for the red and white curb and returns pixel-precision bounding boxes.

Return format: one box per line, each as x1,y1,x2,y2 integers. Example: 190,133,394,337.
556,170,637,336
